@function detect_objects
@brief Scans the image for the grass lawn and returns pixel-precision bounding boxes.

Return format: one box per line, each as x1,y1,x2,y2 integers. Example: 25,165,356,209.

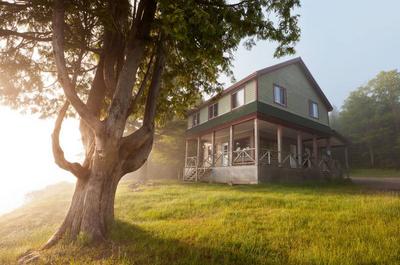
351,168,400,178
0,179,400,265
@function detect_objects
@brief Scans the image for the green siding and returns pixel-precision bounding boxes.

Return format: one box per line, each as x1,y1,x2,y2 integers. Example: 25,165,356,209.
245,80,256,103
218,94,231,115
258,63,329,125
187,102,257,135
199,107,208,124
257,102,332,135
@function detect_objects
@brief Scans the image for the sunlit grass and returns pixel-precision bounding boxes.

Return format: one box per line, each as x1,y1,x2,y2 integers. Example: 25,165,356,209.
0,179,399,264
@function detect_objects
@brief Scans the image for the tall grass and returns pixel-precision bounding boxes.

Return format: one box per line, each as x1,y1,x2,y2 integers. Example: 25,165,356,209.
0,180,399,264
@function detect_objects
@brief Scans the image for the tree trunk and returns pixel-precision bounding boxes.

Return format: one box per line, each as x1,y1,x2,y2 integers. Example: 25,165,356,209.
43,144,123,248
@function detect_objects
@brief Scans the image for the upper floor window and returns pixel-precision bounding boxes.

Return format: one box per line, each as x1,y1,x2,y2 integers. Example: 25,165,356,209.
232,88,244,109
192,112,200,127
273,84,286,106
309,101,319,119
208,103,218,120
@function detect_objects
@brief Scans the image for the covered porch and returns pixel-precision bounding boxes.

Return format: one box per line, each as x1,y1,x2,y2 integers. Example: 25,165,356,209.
184,118,348,183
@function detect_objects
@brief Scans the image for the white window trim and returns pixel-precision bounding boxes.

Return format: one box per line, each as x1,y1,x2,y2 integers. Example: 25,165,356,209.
309,101,319,119
273,84,287,107
192,112,200,127
208,103,218,120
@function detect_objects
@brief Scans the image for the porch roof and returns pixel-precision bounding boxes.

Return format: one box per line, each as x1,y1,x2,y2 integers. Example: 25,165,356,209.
186,101,334,137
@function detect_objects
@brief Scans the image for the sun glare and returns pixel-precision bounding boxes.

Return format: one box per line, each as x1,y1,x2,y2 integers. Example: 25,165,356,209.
0,106,82,214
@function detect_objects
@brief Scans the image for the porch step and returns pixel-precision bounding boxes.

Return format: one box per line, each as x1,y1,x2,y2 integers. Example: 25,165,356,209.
183,167,212,182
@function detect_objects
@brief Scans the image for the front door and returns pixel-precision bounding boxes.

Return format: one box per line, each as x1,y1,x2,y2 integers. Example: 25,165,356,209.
222,142,229,166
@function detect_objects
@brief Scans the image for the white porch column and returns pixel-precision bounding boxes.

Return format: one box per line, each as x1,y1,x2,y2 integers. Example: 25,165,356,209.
277,125,282,165
326,137,331,157
185,139,189,167
211,131,215,166
196,136,201,181
297,132,302,167
312,135,318,165
254,119,259,166
229,125,233,166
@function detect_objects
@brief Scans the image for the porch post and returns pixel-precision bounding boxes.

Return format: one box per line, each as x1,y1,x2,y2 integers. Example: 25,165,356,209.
297,132,302,167
326,137,331,157
211,131,215,166
196,136,201,181
185,139,189,167
277,125,282,165
254,118,259,166
344,146,349,169
229,125,233,166
312,135,318,165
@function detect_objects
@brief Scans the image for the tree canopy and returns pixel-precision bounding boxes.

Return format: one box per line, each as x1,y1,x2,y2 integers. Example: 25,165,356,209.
0,0,301,122
337,70,400,168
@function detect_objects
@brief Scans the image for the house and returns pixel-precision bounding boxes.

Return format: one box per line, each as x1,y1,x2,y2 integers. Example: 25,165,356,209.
183,57,348,184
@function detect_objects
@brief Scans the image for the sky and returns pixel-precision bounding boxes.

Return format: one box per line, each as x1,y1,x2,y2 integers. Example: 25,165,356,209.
222,0,400,109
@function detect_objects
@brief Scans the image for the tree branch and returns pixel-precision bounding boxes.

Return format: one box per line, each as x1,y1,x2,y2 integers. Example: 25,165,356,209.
119,40,164,161
0,29,52,41
121,136,153,176
52,101,89,179
105,0,156,139
196,0,253,8
124,47,156,120
143,41,165,127
52,0,103,132
80,55,107,168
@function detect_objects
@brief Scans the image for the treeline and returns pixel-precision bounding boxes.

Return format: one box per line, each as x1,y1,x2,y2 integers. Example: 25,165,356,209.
332,70,400,168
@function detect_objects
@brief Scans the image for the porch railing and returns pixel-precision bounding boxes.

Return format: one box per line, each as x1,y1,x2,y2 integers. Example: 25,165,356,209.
213,152,224,166
233,148,255,165
281,152,298,168
186,149,342,175
259,148,273,165
185,156,197,168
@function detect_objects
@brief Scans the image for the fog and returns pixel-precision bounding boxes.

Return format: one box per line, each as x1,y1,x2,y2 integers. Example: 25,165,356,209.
0,106,81,215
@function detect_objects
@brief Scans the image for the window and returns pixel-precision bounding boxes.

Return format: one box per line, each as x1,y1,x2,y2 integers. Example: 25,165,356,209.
273,85,286,106
232,88,244,109
309,101,319,119
192,112,200,127
208,103,218,120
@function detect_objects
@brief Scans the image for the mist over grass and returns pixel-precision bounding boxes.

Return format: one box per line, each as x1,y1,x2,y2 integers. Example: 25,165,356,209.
1,178,399,264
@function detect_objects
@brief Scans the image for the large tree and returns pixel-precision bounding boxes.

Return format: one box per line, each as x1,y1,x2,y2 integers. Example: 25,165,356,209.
0,0,300,247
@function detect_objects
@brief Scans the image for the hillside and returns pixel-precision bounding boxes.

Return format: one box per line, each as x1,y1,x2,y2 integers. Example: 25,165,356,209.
1,179,400,265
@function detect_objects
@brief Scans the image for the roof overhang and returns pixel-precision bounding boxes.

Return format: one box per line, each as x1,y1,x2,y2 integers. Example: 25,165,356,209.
186,101,335,138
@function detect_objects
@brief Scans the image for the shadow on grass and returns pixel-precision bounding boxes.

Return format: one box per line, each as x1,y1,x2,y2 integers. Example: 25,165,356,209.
109,219,261,265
